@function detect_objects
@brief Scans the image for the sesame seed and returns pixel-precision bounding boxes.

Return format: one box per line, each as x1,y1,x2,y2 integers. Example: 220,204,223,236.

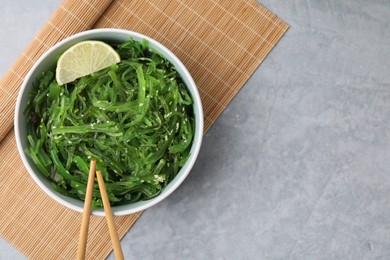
153,174,164,183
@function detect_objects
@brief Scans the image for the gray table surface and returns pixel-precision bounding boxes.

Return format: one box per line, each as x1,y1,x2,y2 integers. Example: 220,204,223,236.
1,0,390,259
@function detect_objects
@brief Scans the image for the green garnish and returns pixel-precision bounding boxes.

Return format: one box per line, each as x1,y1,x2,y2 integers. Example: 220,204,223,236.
24,39,194,207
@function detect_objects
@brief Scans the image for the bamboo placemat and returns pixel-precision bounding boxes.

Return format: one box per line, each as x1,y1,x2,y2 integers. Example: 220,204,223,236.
0,0,288,258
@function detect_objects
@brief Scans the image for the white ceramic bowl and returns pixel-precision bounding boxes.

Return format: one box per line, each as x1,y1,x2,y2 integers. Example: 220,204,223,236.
14,28,203,216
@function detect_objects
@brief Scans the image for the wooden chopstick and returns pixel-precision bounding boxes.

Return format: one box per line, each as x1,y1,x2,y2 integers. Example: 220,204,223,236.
77,161,124,260
77,160,96,260
96,170,124,260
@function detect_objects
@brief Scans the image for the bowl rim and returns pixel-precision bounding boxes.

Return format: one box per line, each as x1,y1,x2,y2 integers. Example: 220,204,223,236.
14,28,204,216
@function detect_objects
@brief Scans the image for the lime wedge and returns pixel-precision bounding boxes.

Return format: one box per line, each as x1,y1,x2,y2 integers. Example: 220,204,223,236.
55,40,120,85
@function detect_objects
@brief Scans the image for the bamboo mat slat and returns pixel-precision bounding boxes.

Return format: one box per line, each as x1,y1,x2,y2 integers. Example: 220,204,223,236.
0,0,288,259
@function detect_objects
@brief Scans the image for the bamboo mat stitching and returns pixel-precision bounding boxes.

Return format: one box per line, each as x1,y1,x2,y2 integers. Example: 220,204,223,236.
82,0,108,16
21,53,35,64
200,1,288,73
8,69,24,80
243,0,285,29
59,5,90,28
214,0,284,32
0,180,80,244
9,69,24,84
47,21,71,37
0,184,98,260
172,1,265,81
0,167,112,246
32,36,51,48
0,204,65,259
174,0,281,73
146,0,251,77
186,0,279,45
175,1,261,61
0,84,16,98
247,20,284,66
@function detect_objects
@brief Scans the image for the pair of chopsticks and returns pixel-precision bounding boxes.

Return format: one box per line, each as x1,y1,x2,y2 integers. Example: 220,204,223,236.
77,160,124,260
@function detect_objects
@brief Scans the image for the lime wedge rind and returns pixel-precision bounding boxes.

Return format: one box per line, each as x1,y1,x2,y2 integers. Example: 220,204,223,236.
56,40,120,85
